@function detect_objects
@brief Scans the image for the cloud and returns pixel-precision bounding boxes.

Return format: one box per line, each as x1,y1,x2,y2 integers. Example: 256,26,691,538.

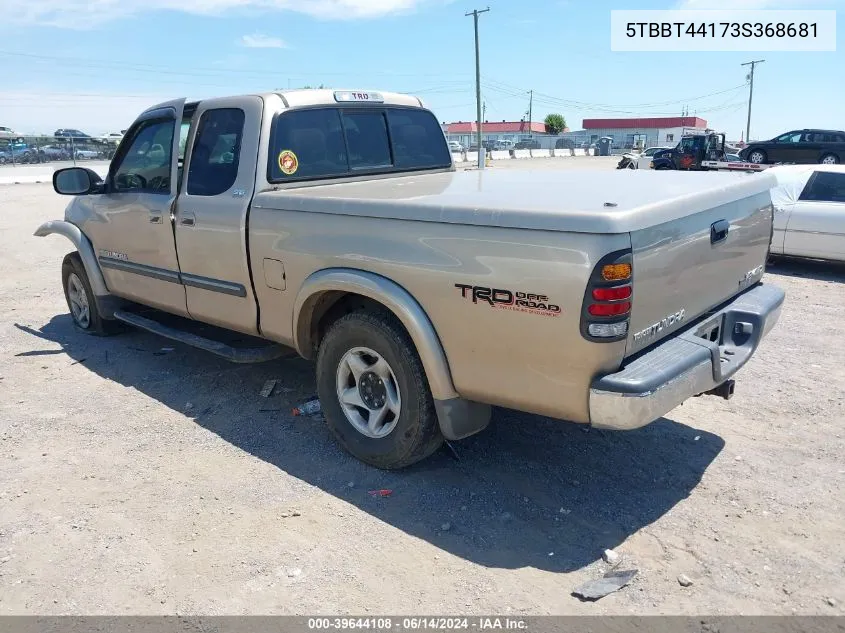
239,33,286,48
5,0,437,28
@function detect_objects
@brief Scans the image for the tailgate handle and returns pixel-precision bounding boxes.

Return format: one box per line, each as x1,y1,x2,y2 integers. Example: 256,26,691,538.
711,219,730,244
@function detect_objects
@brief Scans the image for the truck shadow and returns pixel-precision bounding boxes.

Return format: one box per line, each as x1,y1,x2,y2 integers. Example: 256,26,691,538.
767,257,845,284
21,315,725,574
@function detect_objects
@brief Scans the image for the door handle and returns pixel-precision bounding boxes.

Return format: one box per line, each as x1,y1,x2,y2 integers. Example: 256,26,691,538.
180,213,196,227
149,214,162,224
711,219,730,244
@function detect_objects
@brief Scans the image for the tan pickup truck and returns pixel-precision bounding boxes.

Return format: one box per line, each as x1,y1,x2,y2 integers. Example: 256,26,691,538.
37,89,784,469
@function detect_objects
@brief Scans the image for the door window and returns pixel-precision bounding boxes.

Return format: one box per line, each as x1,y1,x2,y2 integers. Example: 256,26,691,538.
112,119,175,193
187,108,245,196
775,132,803,143
799,171,845,203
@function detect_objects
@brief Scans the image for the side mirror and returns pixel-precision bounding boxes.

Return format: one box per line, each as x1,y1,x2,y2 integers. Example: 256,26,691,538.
53,167,103,196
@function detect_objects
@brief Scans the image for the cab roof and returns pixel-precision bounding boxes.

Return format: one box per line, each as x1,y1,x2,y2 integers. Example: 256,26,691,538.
145,90,427,119
271,89,425,109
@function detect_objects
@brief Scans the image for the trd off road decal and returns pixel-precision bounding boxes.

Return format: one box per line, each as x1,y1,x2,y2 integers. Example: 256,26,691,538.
455,284,561,317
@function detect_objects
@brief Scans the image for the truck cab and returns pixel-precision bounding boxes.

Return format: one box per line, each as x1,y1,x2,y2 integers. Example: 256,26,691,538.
651,132,727,170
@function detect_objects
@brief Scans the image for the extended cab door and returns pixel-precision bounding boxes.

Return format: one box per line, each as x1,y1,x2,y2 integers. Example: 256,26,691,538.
173,96,263,335
783,170,845,260
83,99,189,315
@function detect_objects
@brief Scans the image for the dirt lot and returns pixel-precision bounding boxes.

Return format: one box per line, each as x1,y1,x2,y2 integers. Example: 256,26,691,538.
0,166,843,615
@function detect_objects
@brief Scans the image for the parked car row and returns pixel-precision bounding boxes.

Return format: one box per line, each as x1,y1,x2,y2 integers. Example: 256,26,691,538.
447,138,572,153
0,143,112,164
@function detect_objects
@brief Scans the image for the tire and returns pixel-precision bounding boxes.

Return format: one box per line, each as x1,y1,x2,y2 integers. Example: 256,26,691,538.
748,149,767,164
627,161,636,169
316,311,444,469
61,252,121,336
820,153,839,165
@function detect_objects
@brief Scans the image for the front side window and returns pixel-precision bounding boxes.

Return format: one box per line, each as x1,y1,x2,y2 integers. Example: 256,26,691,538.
775,132,803,143
187,108,245,196
799,171,845,203
112,119,174,193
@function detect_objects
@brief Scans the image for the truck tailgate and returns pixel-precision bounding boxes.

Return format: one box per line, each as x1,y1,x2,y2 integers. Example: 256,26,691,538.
627,188,774,355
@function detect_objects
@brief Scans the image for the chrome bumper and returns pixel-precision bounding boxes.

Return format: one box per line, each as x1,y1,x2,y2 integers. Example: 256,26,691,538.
589,283,785,431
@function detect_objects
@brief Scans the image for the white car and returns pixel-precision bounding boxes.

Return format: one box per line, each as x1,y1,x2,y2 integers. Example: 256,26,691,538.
768,164,845,262
74,148,101,160
447,140,463,153
0,126,18,139
625,146,671,169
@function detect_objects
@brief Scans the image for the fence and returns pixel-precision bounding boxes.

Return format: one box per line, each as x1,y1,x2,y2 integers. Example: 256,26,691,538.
0,134,119,168
451,147,597,163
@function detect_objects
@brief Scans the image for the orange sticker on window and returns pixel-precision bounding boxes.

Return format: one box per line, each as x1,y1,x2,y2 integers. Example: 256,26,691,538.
278,149,299,175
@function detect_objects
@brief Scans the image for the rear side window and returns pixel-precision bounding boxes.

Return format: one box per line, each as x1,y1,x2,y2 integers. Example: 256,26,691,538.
388,108,451,169
268,108,348,181
799,171,845,203
342,111,392,169
187,108,245,196
268,106,450,182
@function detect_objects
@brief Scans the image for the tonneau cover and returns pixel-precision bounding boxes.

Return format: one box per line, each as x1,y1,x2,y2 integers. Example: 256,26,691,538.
253,169,776,234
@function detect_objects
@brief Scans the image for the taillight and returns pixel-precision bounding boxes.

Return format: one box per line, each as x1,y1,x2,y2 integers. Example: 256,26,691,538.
588,301,631,317
580,249,632,342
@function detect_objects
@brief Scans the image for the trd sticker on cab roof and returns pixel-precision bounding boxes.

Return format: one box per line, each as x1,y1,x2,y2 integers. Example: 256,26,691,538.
455,284,561,317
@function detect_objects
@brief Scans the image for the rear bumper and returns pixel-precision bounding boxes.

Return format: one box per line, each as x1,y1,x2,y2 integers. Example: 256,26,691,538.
589,283,784,431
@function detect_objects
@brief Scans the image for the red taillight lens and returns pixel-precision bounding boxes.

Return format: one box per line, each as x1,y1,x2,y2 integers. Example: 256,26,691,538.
592,286,632,301
588,301,631,317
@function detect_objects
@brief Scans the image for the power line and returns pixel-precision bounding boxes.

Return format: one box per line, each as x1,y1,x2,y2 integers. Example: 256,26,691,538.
482,75,748,111
0,49,473,80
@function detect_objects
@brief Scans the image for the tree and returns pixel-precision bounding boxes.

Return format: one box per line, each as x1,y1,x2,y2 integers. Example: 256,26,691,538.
544,113,566,136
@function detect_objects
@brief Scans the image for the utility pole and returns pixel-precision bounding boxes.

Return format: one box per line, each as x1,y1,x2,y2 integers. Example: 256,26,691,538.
466,7,490,168
741,59,765,143
528,90,533,139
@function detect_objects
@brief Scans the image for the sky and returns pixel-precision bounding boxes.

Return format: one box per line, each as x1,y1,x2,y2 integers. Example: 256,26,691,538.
1,0,842,141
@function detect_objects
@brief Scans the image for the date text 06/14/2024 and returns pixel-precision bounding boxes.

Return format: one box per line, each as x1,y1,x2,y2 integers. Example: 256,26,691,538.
307,618,527,631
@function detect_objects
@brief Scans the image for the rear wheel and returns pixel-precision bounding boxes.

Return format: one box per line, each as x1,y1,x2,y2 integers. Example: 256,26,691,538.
748,149,767,164
316,311,443,469
820,153,839,165
61,252,121,336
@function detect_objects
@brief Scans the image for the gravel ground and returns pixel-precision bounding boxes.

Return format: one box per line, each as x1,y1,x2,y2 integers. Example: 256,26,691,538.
0,168,843,615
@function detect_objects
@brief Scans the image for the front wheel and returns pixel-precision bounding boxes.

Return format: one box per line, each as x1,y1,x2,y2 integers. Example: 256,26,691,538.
316,311,443,469
61,252,121,336
820,153,839,165
748,149,767,164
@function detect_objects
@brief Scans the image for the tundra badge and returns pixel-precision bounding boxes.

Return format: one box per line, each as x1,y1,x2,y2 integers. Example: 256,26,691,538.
632,309,686,344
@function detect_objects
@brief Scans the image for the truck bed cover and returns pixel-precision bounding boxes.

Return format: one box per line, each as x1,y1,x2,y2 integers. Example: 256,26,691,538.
255,169,776,234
